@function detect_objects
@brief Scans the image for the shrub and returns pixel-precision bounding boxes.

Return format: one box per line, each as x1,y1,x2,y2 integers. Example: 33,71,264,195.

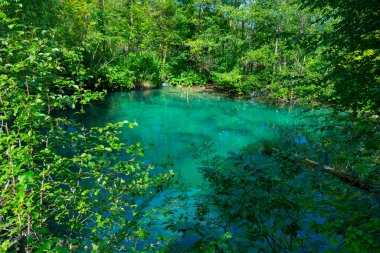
127,52,162,85
168,71,206,86
103,52,162,90
212,68,253,94
104,63,135,90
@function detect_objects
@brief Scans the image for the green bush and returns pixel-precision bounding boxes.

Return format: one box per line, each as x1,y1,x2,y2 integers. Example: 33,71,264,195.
0,14,173,251
212,68,252,94
168,71,206,86
104,63,135,90
103,52,162,90
127,52,162,85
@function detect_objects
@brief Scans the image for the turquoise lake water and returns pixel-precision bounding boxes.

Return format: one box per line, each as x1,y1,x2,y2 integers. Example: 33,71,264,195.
77,87,346,252
81,87,306,187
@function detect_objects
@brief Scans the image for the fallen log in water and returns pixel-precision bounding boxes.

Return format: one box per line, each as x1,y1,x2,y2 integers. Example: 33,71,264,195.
267,148,374,192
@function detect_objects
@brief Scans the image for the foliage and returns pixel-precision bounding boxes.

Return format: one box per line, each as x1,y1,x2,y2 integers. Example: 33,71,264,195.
1,0,380,251
0,5,173,252
102,52,162,90
125,52,162,86
168,71,207,86
6,0,377,110
304,0,380,114
212,69,248,95
169,141,380,252
104,63,135,90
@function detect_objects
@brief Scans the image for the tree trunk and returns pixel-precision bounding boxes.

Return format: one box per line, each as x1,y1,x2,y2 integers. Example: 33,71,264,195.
266,148,376,192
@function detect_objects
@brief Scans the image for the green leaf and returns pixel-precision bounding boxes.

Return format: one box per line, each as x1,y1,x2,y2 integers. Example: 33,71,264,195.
39,241,52,252
223,231,233,240
1,240,10,251
91,243,98,252
0,12,7,19
18,171,34,184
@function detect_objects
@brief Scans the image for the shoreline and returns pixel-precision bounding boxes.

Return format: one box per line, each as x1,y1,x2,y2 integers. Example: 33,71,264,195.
103,83,323,110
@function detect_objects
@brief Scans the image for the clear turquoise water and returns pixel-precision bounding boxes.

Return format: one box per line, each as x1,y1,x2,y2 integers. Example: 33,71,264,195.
81,87,305,187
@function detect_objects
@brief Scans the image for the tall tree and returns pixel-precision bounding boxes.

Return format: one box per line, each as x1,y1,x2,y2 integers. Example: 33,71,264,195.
305,0,380,114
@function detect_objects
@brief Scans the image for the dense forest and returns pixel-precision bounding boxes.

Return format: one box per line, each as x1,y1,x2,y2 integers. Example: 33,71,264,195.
0,0,379,252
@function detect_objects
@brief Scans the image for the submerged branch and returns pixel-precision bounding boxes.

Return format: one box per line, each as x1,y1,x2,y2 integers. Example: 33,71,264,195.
267,148,377,192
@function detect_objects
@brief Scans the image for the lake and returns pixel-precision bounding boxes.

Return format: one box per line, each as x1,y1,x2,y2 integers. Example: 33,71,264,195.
78,87,327,250
80,87,307,187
